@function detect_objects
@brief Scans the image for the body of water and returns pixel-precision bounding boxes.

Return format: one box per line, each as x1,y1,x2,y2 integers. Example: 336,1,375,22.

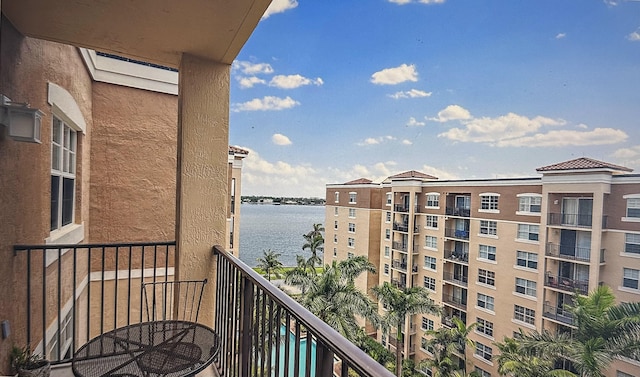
239,204,325,267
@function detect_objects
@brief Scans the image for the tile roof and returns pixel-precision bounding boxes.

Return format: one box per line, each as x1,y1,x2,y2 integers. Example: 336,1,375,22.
344,178,373,185
536,157,632,172
389,170,438,180
229,146,249,155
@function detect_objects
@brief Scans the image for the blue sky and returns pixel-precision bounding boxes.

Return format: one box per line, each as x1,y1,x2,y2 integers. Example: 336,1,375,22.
229,0,640,198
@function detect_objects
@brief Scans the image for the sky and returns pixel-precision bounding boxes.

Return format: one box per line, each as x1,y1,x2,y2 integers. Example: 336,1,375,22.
229,0,640,198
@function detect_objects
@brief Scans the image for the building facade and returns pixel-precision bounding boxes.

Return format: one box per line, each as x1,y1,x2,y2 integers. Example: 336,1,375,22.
325,158,640,377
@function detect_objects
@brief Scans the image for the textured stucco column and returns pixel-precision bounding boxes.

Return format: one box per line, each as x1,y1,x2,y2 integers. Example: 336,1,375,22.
176,54,229,326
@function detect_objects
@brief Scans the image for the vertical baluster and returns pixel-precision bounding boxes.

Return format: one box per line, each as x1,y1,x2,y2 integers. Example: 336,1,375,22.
305,329,312,377
294,321,301,377
316,341,334,377
127,245,132,326
42,247,47,356
240,278,254,377
100,246,105,335
56,247,62,361
114,246,119,329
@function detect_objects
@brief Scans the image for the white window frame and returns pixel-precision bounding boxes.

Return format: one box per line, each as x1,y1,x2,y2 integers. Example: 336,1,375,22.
515,251,538,270
475,367,491,377
385,229,391,240
477,293,495,311
385,211,391,223
334,207,339,216
423,276,436,291
425,215,438,229
333,234,338,244
349,192,357,204
384,246,390,258
334,220,338,230
517,224,539,242
334,191,339,203
425,192,440,208
515,277,537,297
479,220,497,237
347,237,355,248
479,193,500,213
475,341,493,362
625,233,640,255
384,263,389,275
386,192,392,206
479,244,497,262
622,268,639,290
514,304,535,325
478,269,495,286
425,235,437,250
517,194,542,215
347,251,354,259
476,317,494,338
623,194,640,221
349,208,356,218
424,256,437,271
348,223,356,233
51,116,78,233
421,317,434,331
333,248,337,257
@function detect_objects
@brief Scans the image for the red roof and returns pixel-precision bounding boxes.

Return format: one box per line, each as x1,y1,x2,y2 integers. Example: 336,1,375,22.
344,178,373,185
389,170,438,180
229,146,249,155
536,157,632,172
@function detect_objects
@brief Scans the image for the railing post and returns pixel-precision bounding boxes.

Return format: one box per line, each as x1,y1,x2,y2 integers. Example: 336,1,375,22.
316,341,334,377
239,277,254,377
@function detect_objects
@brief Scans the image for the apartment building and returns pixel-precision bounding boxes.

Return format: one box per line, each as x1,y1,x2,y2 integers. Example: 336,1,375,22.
325,157,640,377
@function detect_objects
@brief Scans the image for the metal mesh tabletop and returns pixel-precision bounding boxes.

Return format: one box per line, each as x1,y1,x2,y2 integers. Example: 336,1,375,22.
72,321,219,377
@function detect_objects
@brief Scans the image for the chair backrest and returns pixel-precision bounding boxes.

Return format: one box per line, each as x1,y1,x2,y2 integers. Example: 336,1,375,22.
141,279,208,322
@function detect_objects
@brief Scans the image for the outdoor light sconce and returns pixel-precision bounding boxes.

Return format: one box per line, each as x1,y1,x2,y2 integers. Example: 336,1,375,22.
0,95,43,143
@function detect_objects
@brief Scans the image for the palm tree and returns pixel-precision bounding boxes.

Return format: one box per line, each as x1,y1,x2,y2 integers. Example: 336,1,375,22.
286,256,379,342
423,317,476,376
255,249,283,281
495,335,576,377
371,282,441,377
283,254,314,296
512,285,640,377
302,234,324,271
304,223,325,241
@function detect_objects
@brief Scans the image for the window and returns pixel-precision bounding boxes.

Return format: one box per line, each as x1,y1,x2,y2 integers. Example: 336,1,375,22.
475,342,492,362
385,211,391,222
347,251,354,259
421,317,434,331
349,192,357,203
514,305,535,325
384,263,389,275
386,193,392,206
518,195,541,213
421,337,429,351
349,208,356,218
517,224,539,241
480,194,499,211
385,229,391,240
477,293,494,311
516,251,538,269
334,192,339,203
426,215,438,228
426,193,439,208
333,248,337,257
334,220,338,230
423,276,436,291
334,207,339,216
480,220,497,236
479,245,496,261
627,198,640,218
476,317,493,337
623,268,639,289
475,367,491,377
333,235,337,243
425,235,437,249
381,334,386,346
51,116,77,231
625,233,640,254
424,256,437,270
478,269,495,286
616,371,634,377
348,237,355,248
515,278,537,296
384,246,390,257
348,223,356,233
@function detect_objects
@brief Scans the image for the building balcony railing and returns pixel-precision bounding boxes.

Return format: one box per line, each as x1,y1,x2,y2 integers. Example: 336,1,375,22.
441,315,466,328
13,241,393,377
392,241,408,252
545,243,591,262
445,207,470,217
391,278,407,289
547,213,592,228
444,228,469,240
542,303,575,326
544,273,589,295
442,272,468,287
392,259,408,272
444,250,469,264
393,222,409,232
441,294,467,310
394,204,409,213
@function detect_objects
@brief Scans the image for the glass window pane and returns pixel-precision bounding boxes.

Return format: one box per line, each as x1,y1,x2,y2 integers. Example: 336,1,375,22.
50,176,60,230
62,178,74,226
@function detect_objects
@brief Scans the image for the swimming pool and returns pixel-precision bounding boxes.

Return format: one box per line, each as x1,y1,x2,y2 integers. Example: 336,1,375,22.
273,325,317,377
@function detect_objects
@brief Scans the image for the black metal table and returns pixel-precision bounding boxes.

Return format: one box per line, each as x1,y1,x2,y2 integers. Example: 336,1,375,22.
72,321,219,377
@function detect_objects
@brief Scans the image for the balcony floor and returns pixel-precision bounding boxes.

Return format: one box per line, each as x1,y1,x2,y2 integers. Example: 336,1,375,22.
51,361,220,377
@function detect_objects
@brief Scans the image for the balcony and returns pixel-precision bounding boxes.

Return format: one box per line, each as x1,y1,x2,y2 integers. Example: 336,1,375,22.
442,294,467,310
542,303,575,326
547,213,592,228
444,228,469,241
392,241,408,252
544,273,589,295
441,315,466,328
444,250,469,264
442,272,468,287
392,259,408,272
445,207,470,217
545,243,591,263
391,278,407,289
393,222,409,232
394,204,409,213
13,242,393,377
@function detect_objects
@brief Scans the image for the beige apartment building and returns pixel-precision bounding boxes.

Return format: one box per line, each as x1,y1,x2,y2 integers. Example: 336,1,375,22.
325,157,640,377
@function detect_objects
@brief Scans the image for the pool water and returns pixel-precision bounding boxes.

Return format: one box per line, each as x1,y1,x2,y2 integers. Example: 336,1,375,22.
272,326,317,377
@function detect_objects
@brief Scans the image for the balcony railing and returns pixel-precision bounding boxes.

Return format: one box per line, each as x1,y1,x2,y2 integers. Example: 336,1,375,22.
442,272,468,287
391,278,407,289
441,315,466,328
445,207,470,217
444,228,469,240
444,250,469,263
393,222,409,232
392,259,408,272
544,273,589,295
545,243,591,262
394,204,409,213
547,213,592,228
392,241,408,252
442,294,467,310
13,241,393,376
542,303,574,326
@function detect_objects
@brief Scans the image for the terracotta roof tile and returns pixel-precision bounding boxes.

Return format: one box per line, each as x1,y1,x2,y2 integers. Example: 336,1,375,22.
536,157,632,172
344,178,373,185
388,170,438,180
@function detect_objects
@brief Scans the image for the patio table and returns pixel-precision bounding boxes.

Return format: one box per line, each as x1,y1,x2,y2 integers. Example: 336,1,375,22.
72,320,219,377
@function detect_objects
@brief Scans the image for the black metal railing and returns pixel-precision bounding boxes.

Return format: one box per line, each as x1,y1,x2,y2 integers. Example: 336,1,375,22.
391,278,407,289
443,272,468,287
213,246,394,377
393,222,409,232
441,315,466,328
542,304,574,325
13,241,176,364
444,250,469,263
544,274,589,295
547,213,592,227
445,207,470,217
394,205,409,213
545,243,591,262
442,294,467,310
392,259,408,272
444,228,469,240
392,241,407,252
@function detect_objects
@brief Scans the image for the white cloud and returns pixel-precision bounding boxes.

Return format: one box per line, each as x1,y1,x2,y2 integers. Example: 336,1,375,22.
556,33,566,39
627,28,640,41
402,139,413,145
388,89,432,99
370,64,419,85
233,60,274,75
495,128,628,147
388,0,445,4
269,74,324,89
420,164,459,180
357,135,396,146
388,0,412,4
232,96,300,112
429,104,472,122
262,0,298,19
272,133,292,146
406,117,426,127
612,145,640,159
237,76,266,88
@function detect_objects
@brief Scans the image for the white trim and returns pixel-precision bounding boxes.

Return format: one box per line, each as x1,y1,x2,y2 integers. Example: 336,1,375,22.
622,217,640,223
479,192,501,197
44,223,85,267
478,209,499,214
516,193,542,198
620,252,640,259
622,193,640,199
514,238,539,246
477,258,498,265
475,306,496,316
512,291,538,302
618,286,640,295
90,267,174,282
475,282,496,290
510,318,536,330
47,83,87,134
515,211,541,216
473,354,494,366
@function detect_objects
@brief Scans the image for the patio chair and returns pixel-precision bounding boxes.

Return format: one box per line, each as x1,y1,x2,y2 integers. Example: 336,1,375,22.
142,279,208,322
